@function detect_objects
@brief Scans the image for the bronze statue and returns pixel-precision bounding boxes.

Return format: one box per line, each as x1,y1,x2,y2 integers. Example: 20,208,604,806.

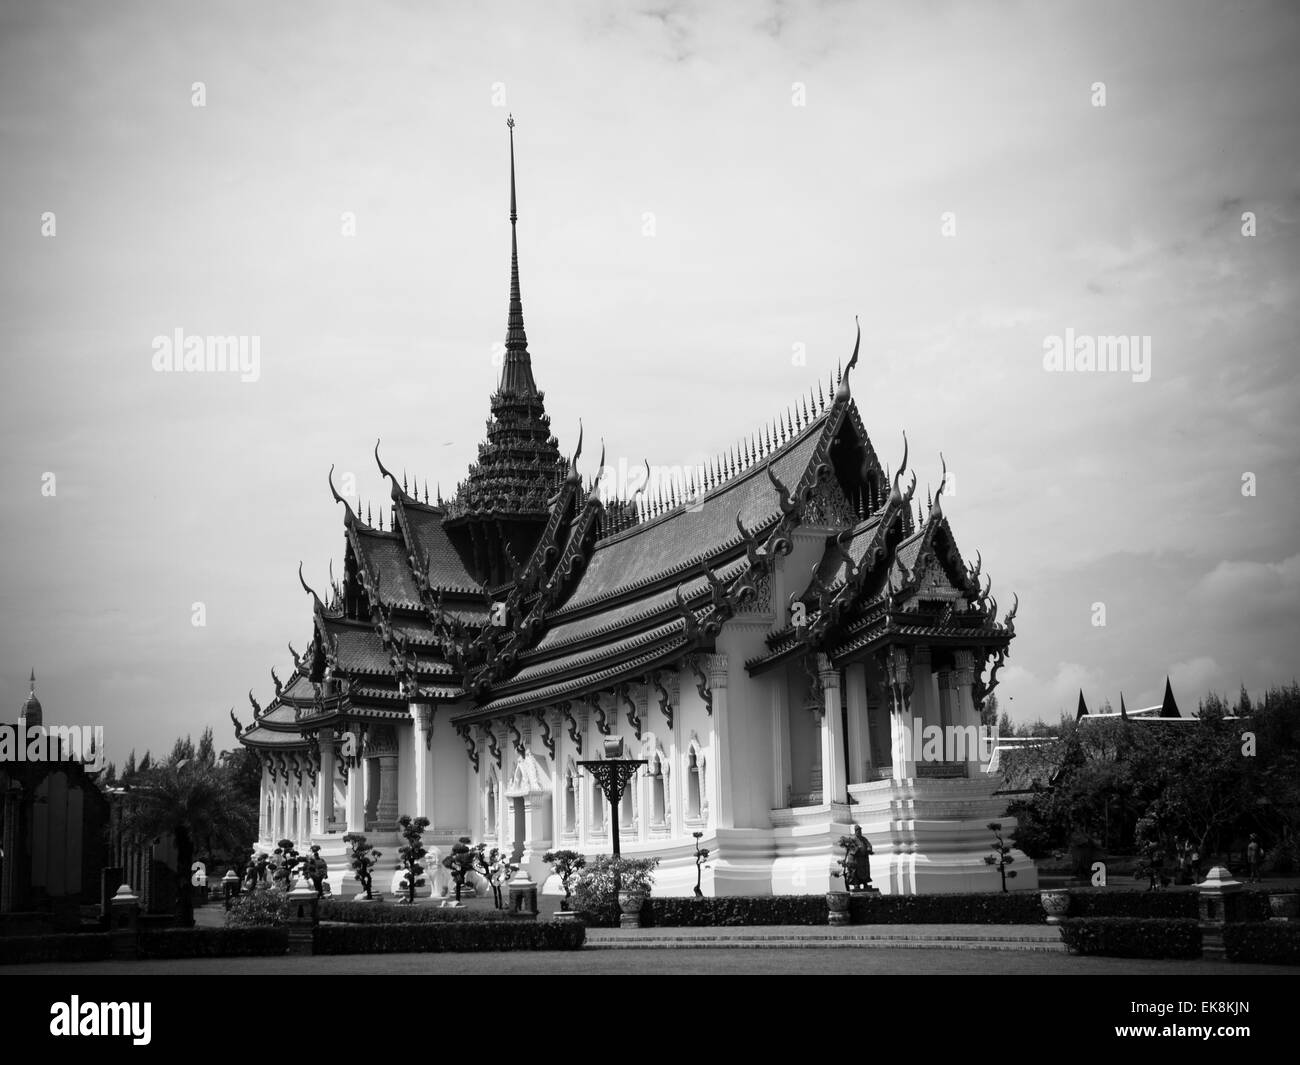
842,826,873,891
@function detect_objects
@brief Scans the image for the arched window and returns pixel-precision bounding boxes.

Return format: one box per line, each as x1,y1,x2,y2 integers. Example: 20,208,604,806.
620,786,634,829
486,776,498,838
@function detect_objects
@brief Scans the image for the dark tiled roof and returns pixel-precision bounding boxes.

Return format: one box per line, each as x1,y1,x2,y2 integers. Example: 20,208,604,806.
529,557,747,656
559,422,823,611
400,504,482,594
353,527,425,608
459,639,690,718
239,726,307,748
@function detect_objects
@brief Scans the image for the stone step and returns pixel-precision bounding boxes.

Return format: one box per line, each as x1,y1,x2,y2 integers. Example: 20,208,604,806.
584,924,1063,952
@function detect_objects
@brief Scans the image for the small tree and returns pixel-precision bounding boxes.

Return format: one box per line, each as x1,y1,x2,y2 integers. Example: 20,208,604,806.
302,844,329,897
343,833,381,900
244,851,271,889
691,832,710,898
984,822,1017,893
442,836,476,903
270,839,303,890
396,815,430,904
472,843,513,908
543,850,586,910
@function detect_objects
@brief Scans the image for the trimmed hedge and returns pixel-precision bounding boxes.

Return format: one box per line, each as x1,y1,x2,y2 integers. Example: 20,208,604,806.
1069,892,1196,919
319,899,516,925
0,933,112,966
1223,922,1300,965
850,893,1042,925
643,896,828,927
1058,889,1271,921
582,892,1044,927
313,920,584,954
1059,918,1202,959
136,928,288,959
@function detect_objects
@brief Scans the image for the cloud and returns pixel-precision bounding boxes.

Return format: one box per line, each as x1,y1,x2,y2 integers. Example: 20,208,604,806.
1190,555,1300,628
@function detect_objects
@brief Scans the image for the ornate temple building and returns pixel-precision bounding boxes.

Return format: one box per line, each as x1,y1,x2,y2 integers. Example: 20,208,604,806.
234,119,1033,897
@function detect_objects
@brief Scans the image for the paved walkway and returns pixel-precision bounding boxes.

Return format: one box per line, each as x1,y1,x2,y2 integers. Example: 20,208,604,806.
7,947,1296,975
587,923,1063,950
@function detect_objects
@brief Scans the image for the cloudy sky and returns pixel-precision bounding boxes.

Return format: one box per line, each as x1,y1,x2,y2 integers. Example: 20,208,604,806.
2,0,1297,763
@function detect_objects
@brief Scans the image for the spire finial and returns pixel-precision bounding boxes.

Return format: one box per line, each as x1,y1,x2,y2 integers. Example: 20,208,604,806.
501,112,534,385
507,113,517,225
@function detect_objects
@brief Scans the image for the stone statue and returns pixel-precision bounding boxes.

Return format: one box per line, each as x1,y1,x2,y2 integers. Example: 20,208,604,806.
843,826,873,891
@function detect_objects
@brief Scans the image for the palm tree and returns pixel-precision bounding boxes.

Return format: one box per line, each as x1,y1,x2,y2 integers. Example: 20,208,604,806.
118,757,257,927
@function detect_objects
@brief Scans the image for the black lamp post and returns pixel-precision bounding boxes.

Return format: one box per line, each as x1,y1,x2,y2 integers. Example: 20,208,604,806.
577,736,647,919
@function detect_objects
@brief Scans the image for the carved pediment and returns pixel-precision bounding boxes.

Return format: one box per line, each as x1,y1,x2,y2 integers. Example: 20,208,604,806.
504,752,552,799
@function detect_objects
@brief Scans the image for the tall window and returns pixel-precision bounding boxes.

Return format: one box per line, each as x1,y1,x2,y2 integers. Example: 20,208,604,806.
590,776,604,832
564,770,576,836
486,780,497,837
651,761,666,826
687,749,702,819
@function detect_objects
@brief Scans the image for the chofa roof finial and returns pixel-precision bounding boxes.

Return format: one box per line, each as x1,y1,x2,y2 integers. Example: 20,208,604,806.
835,316,860,402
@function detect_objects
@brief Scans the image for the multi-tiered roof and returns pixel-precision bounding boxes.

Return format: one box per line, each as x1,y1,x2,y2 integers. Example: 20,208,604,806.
235,120,1017,760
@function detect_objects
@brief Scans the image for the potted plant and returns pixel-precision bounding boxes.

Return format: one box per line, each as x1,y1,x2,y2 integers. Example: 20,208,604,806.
542,849,586,920
1040,890,1072,924
613,856,659,928
827,837,855,925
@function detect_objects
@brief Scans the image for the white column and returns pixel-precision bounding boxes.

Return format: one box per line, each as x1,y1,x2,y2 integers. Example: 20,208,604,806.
345,731,365,833
845,661,871,785
667,675,683,838
771,671,791,809
295,766,311,844
954,650,982,772
884,646,916,782
817,654,845,805
706,654,733,829
411,704,433,824
548,710,564,844
258,760,270,839
317,728,336,834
